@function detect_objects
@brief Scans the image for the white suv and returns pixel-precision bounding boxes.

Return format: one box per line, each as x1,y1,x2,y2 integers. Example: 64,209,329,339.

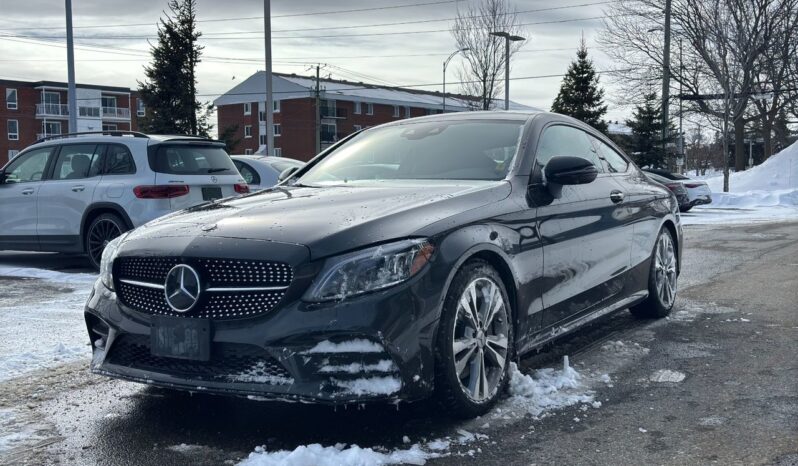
0,131,248,268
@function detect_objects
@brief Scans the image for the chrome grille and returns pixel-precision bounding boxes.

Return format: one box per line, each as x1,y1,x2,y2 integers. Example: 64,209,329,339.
115,257,293,320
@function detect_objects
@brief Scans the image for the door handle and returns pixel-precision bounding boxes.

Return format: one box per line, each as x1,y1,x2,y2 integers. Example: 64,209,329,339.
610,190,625,203
21,188,35,195
71,185,85,192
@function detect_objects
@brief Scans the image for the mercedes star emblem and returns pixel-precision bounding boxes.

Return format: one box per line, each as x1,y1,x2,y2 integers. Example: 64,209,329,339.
164,264,201,312
210,175,218,183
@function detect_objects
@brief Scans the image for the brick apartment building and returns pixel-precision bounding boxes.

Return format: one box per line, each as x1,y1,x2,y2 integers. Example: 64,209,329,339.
214,72,532,161
0,79,144,165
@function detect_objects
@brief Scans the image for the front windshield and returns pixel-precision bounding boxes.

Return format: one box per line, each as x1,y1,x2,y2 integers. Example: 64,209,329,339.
299,120,525,185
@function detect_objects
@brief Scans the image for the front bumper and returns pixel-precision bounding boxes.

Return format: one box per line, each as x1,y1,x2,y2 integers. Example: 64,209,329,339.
690,195,712,206
85,263,444,404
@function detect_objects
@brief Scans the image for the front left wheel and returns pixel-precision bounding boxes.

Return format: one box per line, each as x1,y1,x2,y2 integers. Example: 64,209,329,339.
85,213,126,270
434,260,513,418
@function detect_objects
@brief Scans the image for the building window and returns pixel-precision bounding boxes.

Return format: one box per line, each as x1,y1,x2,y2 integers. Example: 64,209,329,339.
102,124,118,131
393,106,400,117
8,150,19,160
258,111,265,122
273,124,281,136
259,134,267,145
404,106,411,118
353,124,362,131
274,148,282,157
273,100,280,113
6,89,18,110
101,96,117,109
244,102,251,115
354,102,361,115
42,121,61,136
7,119,19,140
366,103,374,115
244,149,253,155
244,125,252,138
136,99,145,117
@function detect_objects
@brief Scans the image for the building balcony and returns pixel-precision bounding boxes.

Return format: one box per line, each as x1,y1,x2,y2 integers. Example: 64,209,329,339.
35,103,69,118
320,107,347,119
102,106,131,120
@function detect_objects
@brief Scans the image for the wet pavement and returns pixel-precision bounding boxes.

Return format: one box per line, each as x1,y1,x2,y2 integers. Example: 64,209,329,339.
1,221,797,465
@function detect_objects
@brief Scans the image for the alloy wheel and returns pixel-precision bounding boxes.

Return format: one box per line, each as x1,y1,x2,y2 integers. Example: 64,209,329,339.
654,233,678,308
452,277,509,402
88,218,122,266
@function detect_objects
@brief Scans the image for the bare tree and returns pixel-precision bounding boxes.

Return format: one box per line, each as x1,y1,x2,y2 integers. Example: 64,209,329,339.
600,0,792,191
450,0,526,110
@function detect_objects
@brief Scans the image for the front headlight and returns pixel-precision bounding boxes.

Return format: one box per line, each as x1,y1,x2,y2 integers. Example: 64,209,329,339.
303,239,434,302
100,235,124,291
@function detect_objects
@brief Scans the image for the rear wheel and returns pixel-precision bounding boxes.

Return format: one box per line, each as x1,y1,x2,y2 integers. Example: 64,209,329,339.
85,213,125,270
630,228,678,318
434,260,513,418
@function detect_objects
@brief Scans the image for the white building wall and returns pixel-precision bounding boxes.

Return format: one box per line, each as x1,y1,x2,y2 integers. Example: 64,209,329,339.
76,88,102,132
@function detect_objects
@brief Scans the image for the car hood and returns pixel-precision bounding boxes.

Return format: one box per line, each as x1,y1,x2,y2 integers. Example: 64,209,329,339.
123,181,511,259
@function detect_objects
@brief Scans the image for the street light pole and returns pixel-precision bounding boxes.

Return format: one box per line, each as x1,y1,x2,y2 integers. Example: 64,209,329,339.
661,0,672,163
443,48,469,112
263,0,274,156
490,32,525,110
65,0,77,133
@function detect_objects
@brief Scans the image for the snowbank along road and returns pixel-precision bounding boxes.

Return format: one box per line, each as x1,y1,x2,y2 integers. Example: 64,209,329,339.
1,220,797,465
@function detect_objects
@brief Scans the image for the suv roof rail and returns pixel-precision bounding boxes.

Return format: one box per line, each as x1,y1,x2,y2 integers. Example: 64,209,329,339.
35,130,150,143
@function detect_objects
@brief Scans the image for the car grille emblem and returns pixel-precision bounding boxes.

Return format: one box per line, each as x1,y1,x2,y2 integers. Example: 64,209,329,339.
164,264,201,312
211,175,218,183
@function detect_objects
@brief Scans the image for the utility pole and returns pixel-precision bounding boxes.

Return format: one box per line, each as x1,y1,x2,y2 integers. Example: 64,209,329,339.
661,0,672,161
315,64,321,154
263,0,274,156
677,37,683,174
490,32,525,110
65,0,77,133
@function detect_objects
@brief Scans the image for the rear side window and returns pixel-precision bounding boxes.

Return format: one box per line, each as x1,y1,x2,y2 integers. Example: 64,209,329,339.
102,144,136,175
51,144,102,180
592,138,629,173
233,160,261,185
151,145,236,175
536,125,603,172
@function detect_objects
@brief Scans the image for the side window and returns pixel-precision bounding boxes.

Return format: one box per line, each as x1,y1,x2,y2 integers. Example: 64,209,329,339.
535,125,603,171
102,144,136,175
233,160,260,185
592,138,629,173
3,147,52,183
52,144,101,180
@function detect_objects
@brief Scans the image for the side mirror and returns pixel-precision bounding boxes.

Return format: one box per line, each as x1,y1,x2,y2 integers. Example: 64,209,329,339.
277,166,300,183
544,156,598,185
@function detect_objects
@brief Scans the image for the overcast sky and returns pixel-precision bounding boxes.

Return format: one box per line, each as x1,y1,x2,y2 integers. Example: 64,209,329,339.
0,0,630,122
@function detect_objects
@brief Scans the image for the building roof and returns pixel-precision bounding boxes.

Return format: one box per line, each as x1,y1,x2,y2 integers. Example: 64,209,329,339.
0,79,133,93
607,121,632,136
213,71,537,112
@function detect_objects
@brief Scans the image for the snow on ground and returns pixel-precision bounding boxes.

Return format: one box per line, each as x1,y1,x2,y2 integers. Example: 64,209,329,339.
0,269,95,382
685,141,798,225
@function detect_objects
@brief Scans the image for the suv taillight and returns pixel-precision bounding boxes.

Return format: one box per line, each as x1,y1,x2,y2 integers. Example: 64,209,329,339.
234,183,250,194
683,183,702,188
133,185,190,199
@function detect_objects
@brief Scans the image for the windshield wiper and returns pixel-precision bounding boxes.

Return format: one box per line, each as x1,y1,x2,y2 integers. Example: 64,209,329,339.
207,168,230,174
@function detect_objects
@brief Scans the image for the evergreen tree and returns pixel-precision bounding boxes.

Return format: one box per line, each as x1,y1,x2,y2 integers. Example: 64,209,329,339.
138,0,203,135
551,37,608,133
625,92,674,169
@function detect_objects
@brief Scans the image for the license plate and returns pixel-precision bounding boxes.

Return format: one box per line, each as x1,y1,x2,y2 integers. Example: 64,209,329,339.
151,316,211,361
202,186,223,201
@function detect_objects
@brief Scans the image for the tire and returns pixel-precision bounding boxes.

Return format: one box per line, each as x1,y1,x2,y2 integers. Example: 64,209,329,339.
630,228,678,318
679,205,692,213
85,213,126,270
434,259,513,418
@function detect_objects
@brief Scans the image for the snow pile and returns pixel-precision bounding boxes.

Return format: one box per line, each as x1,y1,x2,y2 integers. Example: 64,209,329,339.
705,141,798,193
506,357,595,417
237,443,435,466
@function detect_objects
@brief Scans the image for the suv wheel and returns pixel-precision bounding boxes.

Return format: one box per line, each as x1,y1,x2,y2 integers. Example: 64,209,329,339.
85,213,125,270
435,259,513,418
630,228,678,318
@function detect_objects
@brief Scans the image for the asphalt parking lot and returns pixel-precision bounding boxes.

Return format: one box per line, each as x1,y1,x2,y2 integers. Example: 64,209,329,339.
1,221,797,466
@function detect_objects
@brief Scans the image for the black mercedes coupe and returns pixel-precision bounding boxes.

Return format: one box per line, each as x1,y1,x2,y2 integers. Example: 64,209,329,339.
85,111,682,418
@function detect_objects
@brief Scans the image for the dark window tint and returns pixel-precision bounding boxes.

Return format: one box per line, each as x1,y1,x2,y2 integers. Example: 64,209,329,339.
3,147,52,183
233,160,260,185
152,145,235,175
102,144,136,175
536,125,603,171
592,138,629,173
52,144,101,180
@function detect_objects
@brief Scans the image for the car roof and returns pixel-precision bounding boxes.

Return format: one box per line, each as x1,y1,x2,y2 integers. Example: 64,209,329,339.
28,132,218,148
232,155,304,165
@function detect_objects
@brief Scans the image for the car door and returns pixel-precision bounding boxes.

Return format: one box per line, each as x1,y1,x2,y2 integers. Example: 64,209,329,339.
0,146,55,250
530,124,633,328
36,143,104,250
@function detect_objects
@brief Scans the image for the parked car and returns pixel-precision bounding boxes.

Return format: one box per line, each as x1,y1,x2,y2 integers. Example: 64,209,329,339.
0,131,248,269
231,155,304,191
646,172,691,211
643,168,712,212
86,112,682,418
